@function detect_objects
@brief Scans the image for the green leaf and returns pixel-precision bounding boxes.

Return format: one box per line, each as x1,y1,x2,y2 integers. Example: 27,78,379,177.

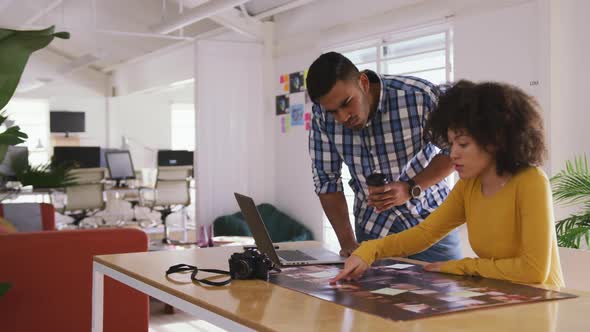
552,156,590,249
0,282,10,297
0,144,8,162
12,160,78,188
0,25,70,110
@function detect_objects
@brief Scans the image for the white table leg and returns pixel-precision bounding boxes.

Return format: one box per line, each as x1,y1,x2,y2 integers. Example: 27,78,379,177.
92,262,104,332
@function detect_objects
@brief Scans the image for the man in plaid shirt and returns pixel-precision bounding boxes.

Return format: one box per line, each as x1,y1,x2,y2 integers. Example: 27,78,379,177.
306,52,461,262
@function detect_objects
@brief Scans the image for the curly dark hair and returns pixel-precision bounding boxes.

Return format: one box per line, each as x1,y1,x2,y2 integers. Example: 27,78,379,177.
426,80,546,175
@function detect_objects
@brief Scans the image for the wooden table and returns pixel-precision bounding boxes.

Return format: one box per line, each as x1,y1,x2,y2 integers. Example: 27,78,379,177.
92,241,590,332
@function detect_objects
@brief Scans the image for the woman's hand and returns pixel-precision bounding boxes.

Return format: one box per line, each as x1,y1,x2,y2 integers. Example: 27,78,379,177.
329,255,370,284
423,261,445,272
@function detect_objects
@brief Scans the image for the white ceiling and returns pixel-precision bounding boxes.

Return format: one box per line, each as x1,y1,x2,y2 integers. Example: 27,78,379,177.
0,0,306,72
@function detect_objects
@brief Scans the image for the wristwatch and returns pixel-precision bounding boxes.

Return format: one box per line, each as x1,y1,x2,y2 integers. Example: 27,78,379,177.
406,179,422,198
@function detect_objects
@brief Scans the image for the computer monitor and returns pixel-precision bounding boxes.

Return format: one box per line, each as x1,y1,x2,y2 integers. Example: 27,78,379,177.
105,151,135,187
100,148,123,168
50,111,85,136
53,146,100,168
0,146,28,179
157,150,193,166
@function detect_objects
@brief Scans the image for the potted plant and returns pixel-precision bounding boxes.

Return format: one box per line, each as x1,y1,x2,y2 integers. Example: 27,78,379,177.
13,160,77,189
0,25,69,297
1,26,69,157
551,155,590,249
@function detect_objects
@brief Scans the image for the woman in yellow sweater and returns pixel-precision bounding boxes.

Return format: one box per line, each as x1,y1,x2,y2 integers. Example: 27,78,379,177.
330,80,565,287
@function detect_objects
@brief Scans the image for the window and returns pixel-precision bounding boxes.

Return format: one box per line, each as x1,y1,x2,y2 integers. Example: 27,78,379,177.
322,29,453,246
0,98,50,166
342,31,451,84
170,103,195,151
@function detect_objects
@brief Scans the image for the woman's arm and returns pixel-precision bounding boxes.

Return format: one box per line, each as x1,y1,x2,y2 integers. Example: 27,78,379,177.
353,180,467,265
440,170,553,284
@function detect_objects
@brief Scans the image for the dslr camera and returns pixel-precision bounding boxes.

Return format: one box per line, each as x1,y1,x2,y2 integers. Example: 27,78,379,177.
229,248,274,281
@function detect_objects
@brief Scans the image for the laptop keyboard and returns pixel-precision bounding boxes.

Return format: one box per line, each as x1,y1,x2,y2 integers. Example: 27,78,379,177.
277,250,317,261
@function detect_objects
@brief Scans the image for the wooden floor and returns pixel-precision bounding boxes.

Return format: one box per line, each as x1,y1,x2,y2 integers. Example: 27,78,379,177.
149,298,227,332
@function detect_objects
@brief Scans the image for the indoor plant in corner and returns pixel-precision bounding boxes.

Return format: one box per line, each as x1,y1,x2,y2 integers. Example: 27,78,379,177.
0,25,69,298
551,155,590,249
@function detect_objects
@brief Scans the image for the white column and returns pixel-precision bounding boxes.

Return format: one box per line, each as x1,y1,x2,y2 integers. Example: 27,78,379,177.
194,38,270,226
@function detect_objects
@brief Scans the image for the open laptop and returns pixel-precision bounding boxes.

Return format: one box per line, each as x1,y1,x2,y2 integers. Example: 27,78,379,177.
234,193,346,266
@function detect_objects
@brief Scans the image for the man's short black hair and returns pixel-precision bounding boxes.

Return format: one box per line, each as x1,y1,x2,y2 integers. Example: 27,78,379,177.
306,52,360,103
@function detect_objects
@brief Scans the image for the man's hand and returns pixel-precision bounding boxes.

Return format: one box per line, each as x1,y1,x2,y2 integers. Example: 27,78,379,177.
339,241,359,257
329,255,370,284
423,262,445,272
367,181,411,212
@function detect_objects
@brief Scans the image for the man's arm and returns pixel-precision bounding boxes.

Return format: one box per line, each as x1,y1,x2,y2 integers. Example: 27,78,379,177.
412,154,454,189
368,154,454,212
318,191,358,257
309,104,357,255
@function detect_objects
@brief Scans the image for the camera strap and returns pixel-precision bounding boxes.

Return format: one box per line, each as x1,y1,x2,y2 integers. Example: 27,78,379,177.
166,264,232,287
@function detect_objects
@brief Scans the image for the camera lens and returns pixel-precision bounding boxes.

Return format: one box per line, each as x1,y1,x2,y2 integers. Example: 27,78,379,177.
234,259,253,279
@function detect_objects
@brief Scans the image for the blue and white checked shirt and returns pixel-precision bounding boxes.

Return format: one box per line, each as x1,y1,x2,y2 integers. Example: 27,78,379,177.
309,72,450,238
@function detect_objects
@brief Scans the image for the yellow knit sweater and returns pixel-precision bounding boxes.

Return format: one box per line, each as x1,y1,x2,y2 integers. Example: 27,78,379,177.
353,167,565,287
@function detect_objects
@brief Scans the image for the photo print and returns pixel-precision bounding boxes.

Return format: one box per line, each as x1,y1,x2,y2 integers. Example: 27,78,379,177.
289,71,305,93
276,94,289,115
290,104,304,125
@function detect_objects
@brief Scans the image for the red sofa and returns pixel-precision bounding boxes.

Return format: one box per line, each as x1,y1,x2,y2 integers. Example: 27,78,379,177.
0,228,149,332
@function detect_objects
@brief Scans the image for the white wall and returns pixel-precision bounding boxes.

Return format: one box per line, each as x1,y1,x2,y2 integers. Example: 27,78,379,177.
549,0,590,180
274,51,324,239
548,0,590,254
559,247,590,291
453,2,539,96
194,39,272,225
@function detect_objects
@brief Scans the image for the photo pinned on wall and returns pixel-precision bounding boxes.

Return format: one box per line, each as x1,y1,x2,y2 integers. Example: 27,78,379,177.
290,104,304,126
285,115,291,132
280,115,291,134
276,95,289,115
280,116,286,133
289,71,305,93
279,74,289,93
305,112,311,131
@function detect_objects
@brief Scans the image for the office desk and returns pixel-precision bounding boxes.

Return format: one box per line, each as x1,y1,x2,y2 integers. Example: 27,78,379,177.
0,188,55,203
93,241,590,332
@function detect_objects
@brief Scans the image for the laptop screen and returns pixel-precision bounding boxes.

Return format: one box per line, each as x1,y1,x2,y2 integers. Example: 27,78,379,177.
234,193,282,265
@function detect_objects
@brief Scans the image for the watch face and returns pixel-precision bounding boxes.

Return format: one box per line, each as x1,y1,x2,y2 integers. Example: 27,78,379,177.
411,186,422,198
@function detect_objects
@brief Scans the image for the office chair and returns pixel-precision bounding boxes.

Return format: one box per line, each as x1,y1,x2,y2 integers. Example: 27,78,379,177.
54,168,106,227
141,166,195,244
0,203,55,231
